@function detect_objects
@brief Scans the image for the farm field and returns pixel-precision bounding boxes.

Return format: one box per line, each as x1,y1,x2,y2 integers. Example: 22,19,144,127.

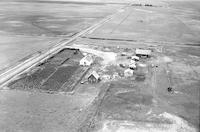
83,0,200,45
0,0,122,71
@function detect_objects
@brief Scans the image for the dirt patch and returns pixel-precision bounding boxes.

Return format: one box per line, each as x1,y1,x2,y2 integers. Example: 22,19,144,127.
178,81,200,99
180,47,200,57
117,92,153,105
100,90,152,111
135,75,146,81
179,101,200,129
182,102,199,114
97,81,153,121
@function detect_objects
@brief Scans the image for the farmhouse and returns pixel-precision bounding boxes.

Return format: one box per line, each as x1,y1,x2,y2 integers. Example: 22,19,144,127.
135,49,151,58
88,71,100,83
80,55,93,66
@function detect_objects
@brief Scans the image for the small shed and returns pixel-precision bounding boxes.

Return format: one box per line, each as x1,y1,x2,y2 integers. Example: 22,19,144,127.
124,69,134,77
129,63,136,70
88,71,100,83
121,52,127,56
130,60,136,64
131,56,139,61
80,55,93,66
135,49,151,58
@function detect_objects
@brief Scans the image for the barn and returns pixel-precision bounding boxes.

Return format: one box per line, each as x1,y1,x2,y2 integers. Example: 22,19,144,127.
88,71,100,83
135,49,151,58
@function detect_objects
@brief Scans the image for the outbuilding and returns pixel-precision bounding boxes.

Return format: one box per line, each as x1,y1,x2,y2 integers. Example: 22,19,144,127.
124,69,134,77
88,71,100,83
129,63,136,70
80,55,93,66
131,56,139,61
135,49,151,58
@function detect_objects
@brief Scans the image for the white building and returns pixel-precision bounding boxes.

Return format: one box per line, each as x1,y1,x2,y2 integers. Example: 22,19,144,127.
129,63,136,70
124,69,134,77
80,55,93,66
135,49,151,58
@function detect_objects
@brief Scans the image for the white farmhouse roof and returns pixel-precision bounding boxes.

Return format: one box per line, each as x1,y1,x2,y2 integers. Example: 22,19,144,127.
136,49,151,55
84,55,93,62
80,55,93,66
